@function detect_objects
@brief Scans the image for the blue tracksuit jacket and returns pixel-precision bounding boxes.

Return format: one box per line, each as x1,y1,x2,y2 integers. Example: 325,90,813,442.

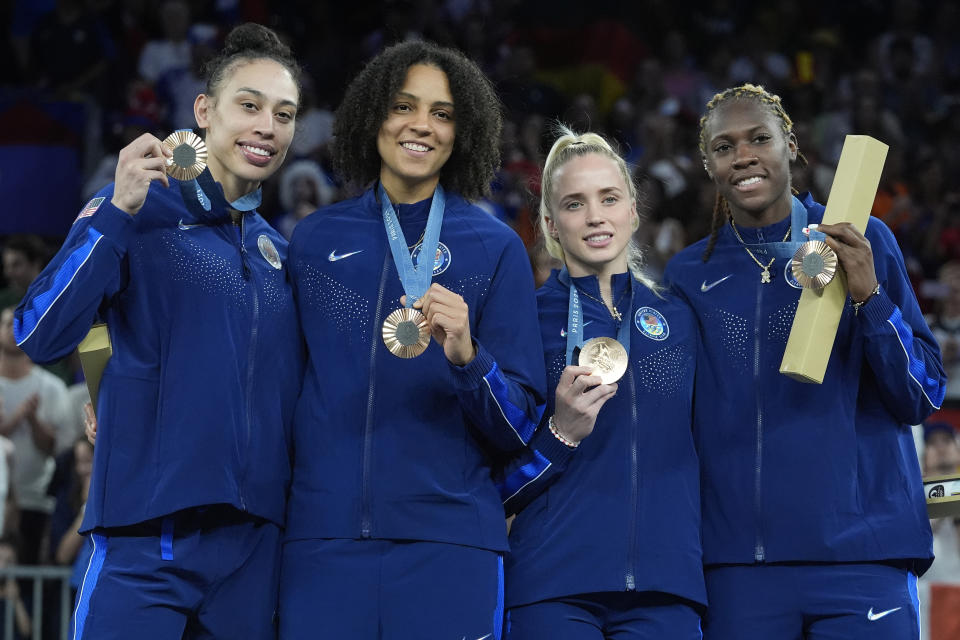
285,186,546,552
664,193,944,573
14,176,304,531
501,271,706,609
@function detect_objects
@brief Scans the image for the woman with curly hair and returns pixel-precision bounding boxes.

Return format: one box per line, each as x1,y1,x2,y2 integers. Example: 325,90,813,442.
279,41,546,640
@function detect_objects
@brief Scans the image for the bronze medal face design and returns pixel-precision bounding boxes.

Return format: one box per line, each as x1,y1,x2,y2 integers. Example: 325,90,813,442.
790,240,837,290
382,308,430,358
577,336,628,384
162,130,208,181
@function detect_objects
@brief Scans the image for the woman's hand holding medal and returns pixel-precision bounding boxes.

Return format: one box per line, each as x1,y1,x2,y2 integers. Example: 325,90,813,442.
111,133,173,216
402,283,477,366
816,222,879,303
552,365,617,445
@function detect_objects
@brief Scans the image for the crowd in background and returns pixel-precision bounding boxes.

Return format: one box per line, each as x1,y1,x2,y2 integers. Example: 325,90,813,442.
1,0,959,636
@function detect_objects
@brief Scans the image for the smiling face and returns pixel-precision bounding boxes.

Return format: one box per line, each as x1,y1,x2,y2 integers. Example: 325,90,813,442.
194,58,298,202
545,152,636,279
702,98,797,226
376,64,455,203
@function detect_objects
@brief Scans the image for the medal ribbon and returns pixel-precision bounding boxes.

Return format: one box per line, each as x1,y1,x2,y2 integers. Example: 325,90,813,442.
171,128,262,218
179,169,262,215
558,267,632,366
734,195,826,260
380,182,446,307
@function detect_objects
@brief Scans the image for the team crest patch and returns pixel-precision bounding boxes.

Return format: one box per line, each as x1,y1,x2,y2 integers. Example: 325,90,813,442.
634,307,669,341
411,241,451,276
257,234,282,270
74,197,105,222
784,260,802,289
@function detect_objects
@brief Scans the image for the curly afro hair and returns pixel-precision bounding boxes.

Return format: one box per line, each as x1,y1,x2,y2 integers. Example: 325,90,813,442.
333,40,502,201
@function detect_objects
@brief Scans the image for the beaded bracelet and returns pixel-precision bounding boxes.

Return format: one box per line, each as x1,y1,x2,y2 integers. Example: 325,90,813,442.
852,283,881,316
548,416,579,448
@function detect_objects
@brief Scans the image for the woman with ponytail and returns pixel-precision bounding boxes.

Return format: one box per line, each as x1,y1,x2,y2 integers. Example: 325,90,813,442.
500,127,705,639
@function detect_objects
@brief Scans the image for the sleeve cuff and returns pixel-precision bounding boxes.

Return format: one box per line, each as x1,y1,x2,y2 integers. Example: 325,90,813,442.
449,340,496,390
857,285,896,330
529,419,578,468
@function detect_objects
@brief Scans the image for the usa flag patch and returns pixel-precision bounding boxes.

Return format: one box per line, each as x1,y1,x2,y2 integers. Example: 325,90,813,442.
75,197,105,223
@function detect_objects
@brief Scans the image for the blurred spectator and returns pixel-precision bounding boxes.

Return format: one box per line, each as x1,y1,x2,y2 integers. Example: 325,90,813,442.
875,0,934,84
0,235,48,312
49,437,93,605
0,307,70,565
917,420,960,640
155,23,218,131
924,191,960,269
0,534,31,639
287,75,335,160
927,261,960,407
274,160,337,240
923,421,960,477
136,0,191,83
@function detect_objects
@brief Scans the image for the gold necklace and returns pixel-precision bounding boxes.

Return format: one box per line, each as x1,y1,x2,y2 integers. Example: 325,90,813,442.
729,219,791,284
576,285,629,322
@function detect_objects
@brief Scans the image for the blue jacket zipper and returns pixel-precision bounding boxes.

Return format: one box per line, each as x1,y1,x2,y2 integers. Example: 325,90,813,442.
625,363,639,590
238,215,255,511
753,279,765,562
361,252,390,537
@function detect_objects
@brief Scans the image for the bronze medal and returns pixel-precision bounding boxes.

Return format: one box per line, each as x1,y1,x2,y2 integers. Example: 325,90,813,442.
162,130,208,181
577,336,628,384
382,308,430,358
790,240,838,290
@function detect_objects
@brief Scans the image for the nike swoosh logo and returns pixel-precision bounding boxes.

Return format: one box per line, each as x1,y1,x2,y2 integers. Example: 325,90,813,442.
177,219,203,231
328,249,363,262
867,607,902,621
701,275,733,292
560,321,592,337
461,635,492,640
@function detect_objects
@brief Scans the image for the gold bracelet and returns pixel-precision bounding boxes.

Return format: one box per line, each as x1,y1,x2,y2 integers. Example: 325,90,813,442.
548,416,579,448
852,283,881,315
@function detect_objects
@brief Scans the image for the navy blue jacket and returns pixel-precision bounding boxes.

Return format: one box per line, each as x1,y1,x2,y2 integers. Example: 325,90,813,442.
14,176,304,531
501,271,705,608
285,187,546,552
664,193,944,573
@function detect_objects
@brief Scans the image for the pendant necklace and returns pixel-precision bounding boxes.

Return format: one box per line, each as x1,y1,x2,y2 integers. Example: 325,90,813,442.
729,219,791,284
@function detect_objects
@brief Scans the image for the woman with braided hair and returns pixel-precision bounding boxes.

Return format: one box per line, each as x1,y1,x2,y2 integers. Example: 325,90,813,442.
665,84,945,639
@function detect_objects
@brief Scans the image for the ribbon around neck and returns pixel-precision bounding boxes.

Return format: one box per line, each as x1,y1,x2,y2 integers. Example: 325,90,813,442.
733,195,826,260
379,182,446,307
558,267,632,367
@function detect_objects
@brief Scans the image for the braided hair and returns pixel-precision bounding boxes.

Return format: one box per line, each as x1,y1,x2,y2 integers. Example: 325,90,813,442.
698,84,807,262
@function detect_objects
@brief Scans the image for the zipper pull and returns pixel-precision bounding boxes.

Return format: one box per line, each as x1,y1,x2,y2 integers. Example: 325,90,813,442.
234,210,251,280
